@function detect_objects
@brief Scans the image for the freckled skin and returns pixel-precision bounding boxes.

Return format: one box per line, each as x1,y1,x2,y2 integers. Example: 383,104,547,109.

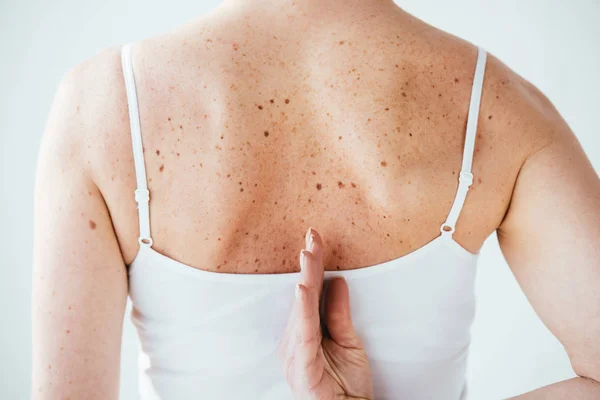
96,1,539,276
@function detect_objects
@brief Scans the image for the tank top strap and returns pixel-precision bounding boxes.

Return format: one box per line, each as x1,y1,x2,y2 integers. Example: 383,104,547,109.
440,46,487,238
121,43,153,248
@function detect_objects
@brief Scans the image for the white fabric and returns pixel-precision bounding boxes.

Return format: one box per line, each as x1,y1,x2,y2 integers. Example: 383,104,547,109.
442,46,487,234
121,43,153,246
121,42,487,400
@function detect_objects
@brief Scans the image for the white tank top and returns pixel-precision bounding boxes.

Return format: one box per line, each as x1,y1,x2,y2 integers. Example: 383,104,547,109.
121,42,487,400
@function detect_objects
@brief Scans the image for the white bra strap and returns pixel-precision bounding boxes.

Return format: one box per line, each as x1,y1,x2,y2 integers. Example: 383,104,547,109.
440,46,487,237
121,43,153,247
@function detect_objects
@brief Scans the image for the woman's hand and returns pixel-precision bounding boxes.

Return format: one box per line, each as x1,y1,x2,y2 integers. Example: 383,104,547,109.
277,228,374,400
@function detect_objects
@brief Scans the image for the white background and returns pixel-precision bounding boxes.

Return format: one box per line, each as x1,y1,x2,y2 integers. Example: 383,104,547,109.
1,0,598,399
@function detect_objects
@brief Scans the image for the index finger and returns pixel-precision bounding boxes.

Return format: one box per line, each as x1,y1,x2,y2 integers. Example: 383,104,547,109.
299,227,324,300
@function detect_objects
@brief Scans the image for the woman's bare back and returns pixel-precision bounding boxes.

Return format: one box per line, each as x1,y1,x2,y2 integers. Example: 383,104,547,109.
91,3,538,274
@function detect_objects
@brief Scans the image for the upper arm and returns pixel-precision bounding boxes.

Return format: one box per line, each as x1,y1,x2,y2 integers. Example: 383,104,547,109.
32,52,128,399
497,77,600,381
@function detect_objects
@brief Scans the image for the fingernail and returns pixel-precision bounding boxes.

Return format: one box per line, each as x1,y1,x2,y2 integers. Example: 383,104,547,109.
305,227,312,247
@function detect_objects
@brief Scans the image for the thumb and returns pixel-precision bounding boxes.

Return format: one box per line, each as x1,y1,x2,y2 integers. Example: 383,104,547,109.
324,277,362,349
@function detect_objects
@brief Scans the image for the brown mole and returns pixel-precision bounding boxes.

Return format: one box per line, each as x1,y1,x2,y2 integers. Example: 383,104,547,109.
159,164,164,172
316,183,322,190
284,99,290,104
381,161,387,167
264,131,269,137
258,105,263,110
88,220,96,230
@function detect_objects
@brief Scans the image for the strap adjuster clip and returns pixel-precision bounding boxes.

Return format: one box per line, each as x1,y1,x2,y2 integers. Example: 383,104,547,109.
134,188,149,203
459,171,474,187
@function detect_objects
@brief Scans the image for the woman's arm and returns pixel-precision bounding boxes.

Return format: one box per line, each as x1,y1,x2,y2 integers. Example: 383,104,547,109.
31,58,128,399
496,76,600,398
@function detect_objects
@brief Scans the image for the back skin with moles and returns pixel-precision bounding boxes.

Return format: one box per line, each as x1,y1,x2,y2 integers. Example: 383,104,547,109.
32,0,600,398
88,2,529,273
